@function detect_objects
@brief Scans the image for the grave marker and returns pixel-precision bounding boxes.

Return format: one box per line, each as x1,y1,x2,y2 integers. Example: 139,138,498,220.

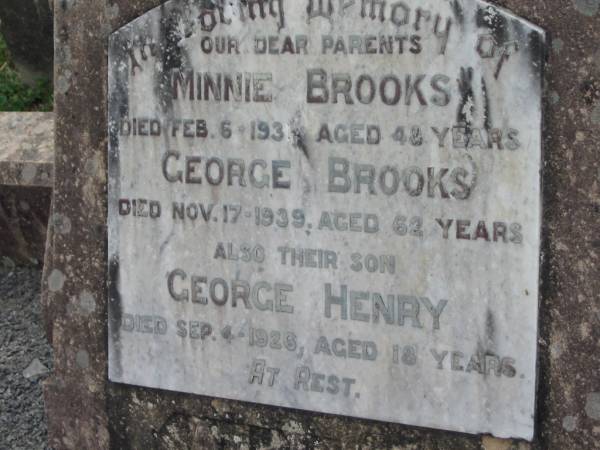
107,0,544,440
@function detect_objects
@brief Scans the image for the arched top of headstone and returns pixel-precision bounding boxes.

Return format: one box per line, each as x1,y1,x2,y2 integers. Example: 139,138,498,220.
108,0,545,136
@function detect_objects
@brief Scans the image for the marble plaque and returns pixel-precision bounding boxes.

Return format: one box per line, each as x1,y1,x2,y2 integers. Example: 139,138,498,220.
108,0,544,440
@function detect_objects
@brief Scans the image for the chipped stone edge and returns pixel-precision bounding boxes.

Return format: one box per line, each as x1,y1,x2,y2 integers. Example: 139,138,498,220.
0,160,54,188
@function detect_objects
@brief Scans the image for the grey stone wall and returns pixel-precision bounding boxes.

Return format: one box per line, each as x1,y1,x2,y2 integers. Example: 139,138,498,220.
43,1,600,449
0,113,54,265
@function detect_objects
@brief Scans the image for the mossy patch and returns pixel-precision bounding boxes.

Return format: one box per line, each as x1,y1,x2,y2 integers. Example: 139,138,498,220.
0,35,52,111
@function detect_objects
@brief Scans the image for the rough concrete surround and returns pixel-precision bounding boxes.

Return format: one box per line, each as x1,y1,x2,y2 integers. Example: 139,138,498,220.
44,0,600,449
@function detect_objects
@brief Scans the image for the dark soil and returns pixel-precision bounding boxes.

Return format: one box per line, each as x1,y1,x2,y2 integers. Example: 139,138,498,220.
0,266,52,450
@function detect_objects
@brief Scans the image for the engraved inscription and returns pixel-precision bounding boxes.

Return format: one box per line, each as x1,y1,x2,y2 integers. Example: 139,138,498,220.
109,0,544,441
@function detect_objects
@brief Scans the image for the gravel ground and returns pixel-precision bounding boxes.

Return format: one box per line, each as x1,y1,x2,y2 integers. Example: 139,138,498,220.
0,266,52,450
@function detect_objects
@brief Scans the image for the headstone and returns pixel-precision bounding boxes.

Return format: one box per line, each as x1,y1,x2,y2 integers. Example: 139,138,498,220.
0,112,54,265
107,0,544,440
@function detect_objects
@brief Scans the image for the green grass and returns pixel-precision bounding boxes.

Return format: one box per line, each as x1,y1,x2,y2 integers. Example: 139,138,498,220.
0,35,53,111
